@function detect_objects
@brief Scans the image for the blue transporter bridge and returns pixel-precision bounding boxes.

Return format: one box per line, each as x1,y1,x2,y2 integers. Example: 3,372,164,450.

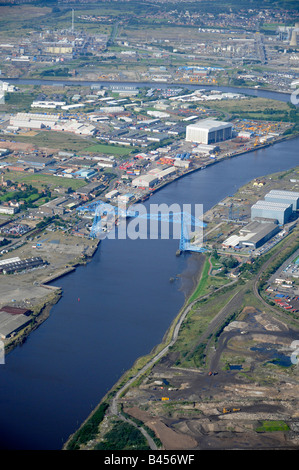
77,201,206,254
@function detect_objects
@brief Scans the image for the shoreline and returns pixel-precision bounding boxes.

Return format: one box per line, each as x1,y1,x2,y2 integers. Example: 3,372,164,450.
62,160,299,450
5,76,292,99
5,130,298,355
132,131,299,204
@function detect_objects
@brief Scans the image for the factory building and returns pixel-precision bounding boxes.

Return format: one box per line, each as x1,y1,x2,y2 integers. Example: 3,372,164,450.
156,166,177,180
105,189,119,199
0,256,46,274
10,112,59,129
0,309,32,339
222,221,280,250
132,174,158,188
251,200,293,225
31,101,66,109
38,197,67,216
0,205,19,215
264,190,299,211
238,221,280,249
17,156,55,168
186,119,232,145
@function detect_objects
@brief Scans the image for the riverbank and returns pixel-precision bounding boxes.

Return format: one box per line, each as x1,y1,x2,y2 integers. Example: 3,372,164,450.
127,130,299,216
2,237,101,354
63,162,299,451
3,127,297,358
1,124,298,450
6,77,292,100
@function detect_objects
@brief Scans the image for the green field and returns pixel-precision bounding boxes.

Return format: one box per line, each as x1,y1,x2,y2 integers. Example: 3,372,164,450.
4,171,87,191
84,143,132,156
256,421,290,432
4,132,133,156
205,97,293,121
5,131,97,153
188,255,230,303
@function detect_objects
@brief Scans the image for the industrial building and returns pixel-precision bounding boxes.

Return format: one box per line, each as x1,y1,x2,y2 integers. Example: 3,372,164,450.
192,143,219,155
238,221,280,249
222,221,280,250
17,155,55,168
105,189,119,199
132,174,158,188
75,182,104,198
264,190,299,211
0,309,32,339
10,112,59,129
251,200,293,225
38,197,67,216
31,101,66,109
186,119,232,144
156,166,177,180
0,205,19,215
0,256,46,274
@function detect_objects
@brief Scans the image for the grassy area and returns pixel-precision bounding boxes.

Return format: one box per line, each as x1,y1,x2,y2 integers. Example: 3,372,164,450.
0,5,52,37
205,97,292,121
94,419,150,450
4,171,87,191
188,255,230,303
3,91,39,112
256,421,290,432
84,143,132,156
171,284,243,369
5,131,97,153
66,402,109,450
188,255,210,303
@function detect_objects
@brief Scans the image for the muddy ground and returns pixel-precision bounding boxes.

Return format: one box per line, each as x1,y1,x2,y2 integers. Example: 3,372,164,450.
121,307,299,450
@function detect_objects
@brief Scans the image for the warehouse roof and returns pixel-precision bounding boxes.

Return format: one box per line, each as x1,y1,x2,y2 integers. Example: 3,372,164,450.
266,190,299,198
0,306,31,316
187,119,232,131
0,311,32,339
252,200,292,211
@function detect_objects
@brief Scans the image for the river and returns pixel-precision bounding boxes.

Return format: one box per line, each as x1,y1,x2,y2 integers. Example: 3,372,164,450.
0,82,298,450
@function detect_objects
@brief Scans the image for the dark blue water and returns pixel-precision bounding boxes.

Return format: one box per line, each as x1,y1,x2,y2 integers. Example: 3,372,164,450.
0,88,298,449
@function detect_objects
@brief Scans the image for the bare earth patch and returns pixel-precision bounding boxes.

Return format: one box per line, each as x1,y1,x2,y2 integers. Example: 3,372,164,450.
125,406,198,450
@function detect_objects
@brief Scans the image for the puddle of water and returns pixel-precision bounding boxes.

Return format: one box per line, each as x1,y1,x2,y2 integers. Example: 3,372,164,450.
251,345,292,367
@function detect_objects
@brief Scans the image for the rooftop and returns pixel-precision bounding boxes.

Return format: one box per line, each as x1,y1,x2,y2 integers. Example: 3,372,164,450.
187,119,232,131
252,200,292,210
266,190,299,198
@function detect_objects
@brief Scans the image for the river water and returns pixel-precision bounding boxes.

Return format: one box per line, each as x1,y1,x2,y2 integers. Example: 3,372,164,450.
0,82,298,450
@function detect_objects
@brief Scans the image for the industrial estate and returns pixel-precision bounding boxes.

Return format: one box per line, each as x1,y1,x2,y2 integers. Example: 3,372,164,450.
0,0,299,453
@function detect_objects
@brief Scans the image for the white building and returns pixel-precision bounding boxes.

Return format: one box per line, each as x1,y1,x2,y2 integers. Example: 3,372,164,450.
186,119,232,144
174,159,190,169
132,174,158,188
156,167,177,179
97,160,116,168
0,205,19,214
105,190,119,199
10,112,59,129
31,101,66,109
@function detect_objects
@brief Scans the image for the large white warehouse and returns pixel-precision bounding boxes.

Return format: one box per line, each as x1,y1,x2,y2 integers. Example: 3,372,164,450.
132,174,158,188
186,119,232,144
251,200,293,225
264,190,299,211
